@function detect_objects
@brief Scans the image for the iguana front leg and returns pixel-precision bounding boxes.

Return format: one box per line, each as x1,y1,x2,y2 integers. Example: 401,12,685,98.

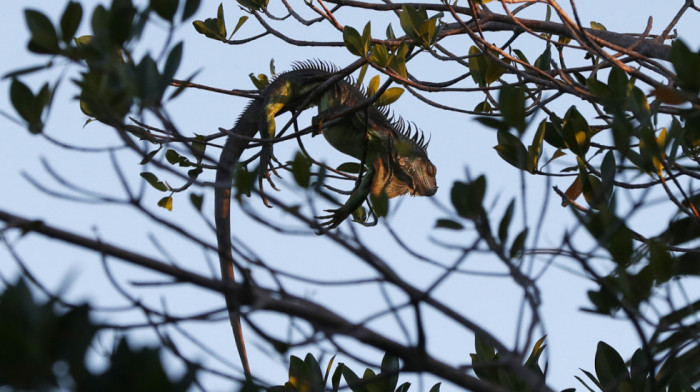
257,96,290,207
317,164,376,229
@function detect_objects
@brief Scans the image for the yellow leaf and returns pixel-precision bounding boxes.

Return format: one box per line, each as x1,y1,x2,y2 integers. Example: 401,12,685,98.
158,196,173,211
368,74,380,97
377,87,404,106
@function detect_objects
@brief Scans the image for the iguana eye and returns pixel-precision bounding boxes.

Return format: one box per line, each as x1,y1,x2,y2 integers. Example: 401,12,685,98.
399,157,410,167
426,163,436,176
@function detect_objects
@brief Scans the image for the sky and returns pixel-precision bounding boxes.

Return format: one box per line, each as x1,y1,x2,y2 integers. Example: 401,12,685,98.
1,1,699,390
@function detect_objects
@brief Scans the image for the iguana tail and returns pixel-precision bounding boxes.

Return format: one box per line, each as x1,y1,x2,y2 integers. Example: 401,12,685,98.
214,99,263,379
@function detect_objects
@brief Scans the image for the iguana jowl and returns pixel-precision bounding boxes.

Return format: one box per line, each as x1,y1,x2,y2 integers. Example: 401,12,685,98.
214,61,438,377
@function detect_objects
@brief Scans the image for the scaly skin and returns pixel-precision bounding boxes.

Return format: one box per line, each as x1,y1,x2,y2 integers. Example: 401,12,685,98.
214,61,437,378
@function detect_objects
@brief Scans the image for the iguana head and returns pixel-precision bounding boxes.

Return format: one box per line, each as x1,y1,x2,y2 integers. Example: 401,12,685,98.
370,122,438,198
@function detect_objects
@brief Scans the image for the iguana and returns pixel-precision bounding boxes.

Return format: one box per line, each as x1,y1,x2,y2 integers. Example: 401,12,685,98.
214,61,438,378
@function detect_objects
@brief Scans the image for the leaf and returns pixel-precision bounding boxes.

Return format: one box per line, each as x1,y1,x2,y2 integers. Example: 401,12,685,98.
336,162,362,173
291,151,311,188
367,75,380,97
343,25,364,57
435,218,464,230
216,3,226,37
341,366,368,392
527,119,546,173
163,42,183,82
650,86,687,105
370,44,389,67
498,200,515,244
451,176,486,219
590,21,607,31
190,193,203,211
534,47,551,71
468,46,487,87
288,356,310,392
231,16,248,38
561,106,591,156
158,196,173,211
25,9,60,54
474,100,492,113
428,383,441,392
370,192,389,218
60,2,82,43
193,18,224,40
150,0,178,22
140,172,168,192
494,130,528,170
377,87,404,106
562,175,583,206
182,0,201,21
499,85,526,134
139,148,161,165
304,354,324,392
509,228,528,258
594,341,630,392
380,353,399,392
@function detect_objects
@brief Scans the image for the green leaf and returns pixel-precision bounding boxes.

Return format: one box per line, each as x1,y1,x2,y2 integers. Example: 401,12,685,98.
468,46,487,87
509,228,528,258
341,365,368,392
288,356,310,392
291,151,311,188
561,106,591,156
494,130,528,170
377,87,404,106
25,9,60,54
158,196,173,211
343,25,364,57
182,0,201,21
236,0,268,11
304,354,324,392
336,162,362,173
193,18,224,40
499,85,526,134
395,382,411,392
670,39,700,93
190,193,203,211
140,172,169,192
498,200,515,244
216,3,226,37
10,78,36,124
163,42,183,82
370,191,389,218
527,119,546,173
139,148,161,165
380,353,399,392
435,218,464,230
594,341,630,392
370,44,389,67
150,0,178,22
451,176,486,219
534,47,551,71
60,2,82,43
231,16,248,38
474,100,492,113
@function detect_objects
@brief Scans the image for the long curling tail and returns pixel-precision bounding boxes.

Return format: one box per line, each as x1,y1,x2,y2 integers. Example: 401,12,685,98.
214,99,263,379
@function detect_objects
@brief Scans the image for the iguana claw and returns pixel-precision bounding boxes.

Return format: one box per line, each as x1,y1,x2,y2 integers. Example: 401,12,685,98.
315,209,350,229
258,145,282,207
